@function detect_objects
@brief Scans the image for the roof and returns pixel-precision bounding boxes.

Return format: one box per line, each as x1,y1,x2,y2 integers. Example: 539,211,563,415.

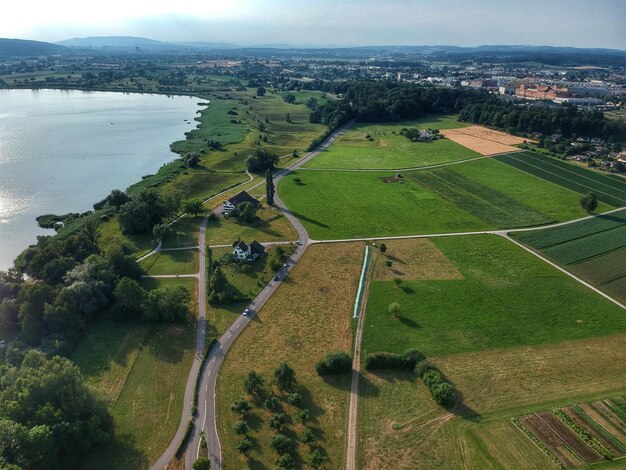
233,241,249,252
227,191,259,207
249,240,266,255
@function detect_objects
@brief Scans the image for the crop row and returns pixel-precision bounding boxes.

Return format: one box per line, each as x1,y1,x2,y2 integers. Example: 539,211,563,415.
542,225,626,265
570,247,626,285
516,209,626,249
411,169,551,228
603,276,626,304
496,152,626,207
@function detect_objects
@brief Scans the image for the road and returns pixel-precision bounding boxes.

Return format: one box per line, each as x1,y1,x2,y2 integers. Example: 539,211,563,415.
183,122,354,470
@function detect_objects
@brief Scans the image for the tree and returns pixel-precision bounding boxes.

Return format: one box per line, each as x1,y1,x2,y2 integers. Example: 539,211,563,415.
118,189,168,235
274,363,296,391
306,448,327,468
265,395,280,411
270,434,293,455
209,266,228,295
283,93,296,104
580,192,598,214
379,243,387,254
285,113,291,123
389,302,400,317
393,277,403,288
82,218,101,248
432,382,456,407
287,392,302,407
113,277,146,319
315,351,352,375
266,169,275,206
231,397,251,416
244,371,264,395
296,408,310,424
292,150,299,159
153,223,175,244
245,148,279,173
385,260,393,268
256,86,266,96
232,201,259,223
185,200,204,217
269,412,286,430
233,420,248,435
193,457,211,470
300,427,315,445
236,437,253,454
105,189,130,211
144,285,190,321
274,453,295,470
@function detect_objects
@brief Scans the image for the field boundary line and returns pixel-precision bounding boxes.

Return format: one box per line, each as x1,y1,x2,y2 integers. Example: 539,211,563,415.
300,155,488,172
501,233,626,311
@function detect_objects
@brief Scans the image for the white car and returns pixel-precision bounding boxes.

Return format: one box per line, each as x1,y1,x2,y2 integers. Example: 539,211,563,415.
243,308,251,316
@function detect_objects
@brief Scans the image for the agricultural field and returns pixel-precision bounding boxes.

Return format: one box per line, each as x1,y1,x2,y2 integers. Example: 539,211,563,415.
515,209,626,302
516,398,626,468
362,235,626,357
440,125,528,155
303,115,481,170
76,277,197,469
496,151,626,207
216,243,363,469
206,203,298,245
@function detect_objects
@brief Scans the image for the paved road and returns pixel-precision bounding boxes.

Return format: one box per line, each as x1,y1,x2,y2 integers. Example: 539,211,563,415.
184,122,354,470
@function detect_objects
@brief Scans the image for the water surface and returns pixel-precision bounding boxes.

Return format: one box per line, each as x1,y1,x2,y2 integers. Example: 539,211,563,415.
0,89,201,270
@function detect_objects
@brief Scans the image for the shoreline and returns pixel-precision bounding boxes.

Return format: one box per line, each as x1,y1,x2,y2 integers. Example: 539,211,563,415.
0,88,209,270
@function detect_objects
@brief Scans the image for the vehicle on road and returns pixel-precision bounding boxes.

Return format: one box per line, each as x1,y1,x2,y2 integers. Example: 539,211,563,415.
243,308,251,316
274,275,280,281
284,262,289,267
295,241,302,245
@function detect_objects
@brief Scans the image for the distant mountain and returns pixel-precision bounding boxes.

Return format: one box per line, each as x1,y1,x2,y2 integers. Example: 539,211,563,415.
0,38,66,59
56,36,164,48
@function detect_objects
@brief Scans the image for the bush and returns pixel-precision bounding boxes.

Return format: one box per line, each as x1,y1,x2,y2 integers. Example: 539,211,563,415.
233,420,248,434
431,382,456,406
265,395,280,411
315,351,352,375
270,434,293,454
401,349,425,368
422,369,444,388
287,392,302,407
365,348,422,370
414,359,438,378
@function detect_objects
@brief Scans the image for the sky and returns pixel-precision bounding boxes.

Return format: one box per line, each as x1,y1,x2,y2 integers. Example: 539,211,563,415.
4,0,625,49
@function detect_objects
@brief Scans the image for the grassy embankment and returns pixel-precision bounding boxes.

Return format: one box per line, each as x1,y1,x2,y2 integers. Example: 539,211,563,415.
216,243,364,469
357,236,626,469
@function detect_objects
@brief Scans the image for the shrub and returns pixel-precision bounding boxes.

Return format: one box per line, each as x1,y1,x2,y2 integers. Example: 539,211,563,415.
265,395,280,411
315,351,352,375
274,453,295,470
414,359,438,378
296,408,310,424
270,434,293,454
432,382,456,406
236,437,253,454
231,397,251,415
233,420,248,434
193,457,211,470
401,348,425,368
422,369,444,388
364,352,404,370
385,260,393,267
300,427,315,444
287,392,302,407
269,412,286,430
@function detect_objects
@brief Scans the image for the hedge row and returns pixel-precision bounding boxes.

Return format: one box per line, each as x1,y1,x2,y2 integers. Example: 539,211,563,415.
415,360,456,407
364,348,424,371
315,351,352,375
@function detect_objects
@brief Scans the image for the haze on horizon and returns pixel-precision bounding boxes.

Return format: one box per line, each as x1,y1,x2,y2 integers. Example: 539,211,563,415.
5,0,626,50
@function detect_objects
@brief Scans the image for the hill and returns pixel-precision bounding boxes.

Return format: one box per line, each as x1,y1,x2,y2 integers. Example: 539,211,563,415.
0,38,66,59
56,36,164,48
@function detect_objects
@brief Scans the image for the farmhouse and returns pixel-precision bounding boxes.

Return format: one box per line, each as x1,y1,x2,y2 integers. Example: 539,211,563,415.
222,190,259,215
419,129,433,141
232,240,266,261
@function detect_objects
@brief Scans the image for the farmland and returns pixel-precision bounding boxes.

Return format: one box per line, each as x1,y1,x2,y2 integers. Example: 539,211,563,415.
216,243,363,468
361,235,626,357
496,151,626,207
302,115,480,170
440,125,527,155
515,209,626,302
516,398,626,468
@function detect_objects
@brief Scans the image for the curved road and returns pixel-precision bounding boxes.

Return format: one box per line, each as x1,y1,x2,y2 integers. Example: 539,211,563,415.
144,122,353,470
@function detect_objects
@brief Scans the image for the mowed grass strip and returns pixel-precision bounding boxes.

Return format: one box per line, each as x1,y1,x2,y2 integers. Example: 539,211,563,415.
362,235,626,357
410,168,552,227
278,170,488,240
303,116,479,170
139,249,199,275
217,243,363,469
495,151,626,207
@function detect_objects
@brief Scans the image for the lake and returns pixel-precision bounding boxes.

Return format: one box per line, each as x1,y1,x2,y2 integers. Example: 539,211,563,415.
0,89,202,270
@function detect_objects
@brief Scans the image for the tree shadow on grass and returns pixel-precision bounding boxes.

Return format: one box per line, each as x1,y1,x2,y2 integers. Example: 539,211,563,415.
144,322,191,364
81,433,148,470
396,315,420,329
290,211,329,229
246,456,269,470
386,255,407,265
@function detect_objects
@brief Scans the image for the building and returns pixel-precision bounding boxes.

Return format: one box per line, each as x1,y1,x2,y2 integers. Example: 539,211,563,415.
232,240,266,261
419,129,433,141
515,84,571,101
222,191,259,215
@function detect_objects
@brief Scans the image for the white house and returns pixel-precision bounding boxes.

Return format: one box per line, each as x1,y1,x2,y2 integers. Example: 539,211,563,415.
419,129,433,141
222,191,259,215
232,240,266,261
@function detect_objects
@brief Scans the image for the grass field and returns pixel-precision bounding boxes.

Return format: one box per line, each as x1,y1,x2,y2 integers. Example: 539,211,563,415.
303,116,480,170
362,235,626,357
206,204,298,245
139,249,199,275
278,170,488,239
76,277,197,469
496,151,626,207
216,243,363,469
515,209,626,302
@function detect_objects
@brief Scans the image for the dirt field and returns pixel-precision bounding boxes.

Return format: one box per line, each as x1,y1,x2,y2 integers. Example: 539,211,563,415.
374,238,463,281
441,125,528,156
519,414,583,468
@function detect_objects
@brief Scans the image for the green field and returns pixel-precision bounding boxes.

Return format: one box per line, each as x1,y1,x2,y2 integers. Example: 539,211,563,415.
362,235,626,357
139,249,199,275
303,116,480,170
76,278,197,469
496,151,626,207
278,170,488,239
515,209,626,302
